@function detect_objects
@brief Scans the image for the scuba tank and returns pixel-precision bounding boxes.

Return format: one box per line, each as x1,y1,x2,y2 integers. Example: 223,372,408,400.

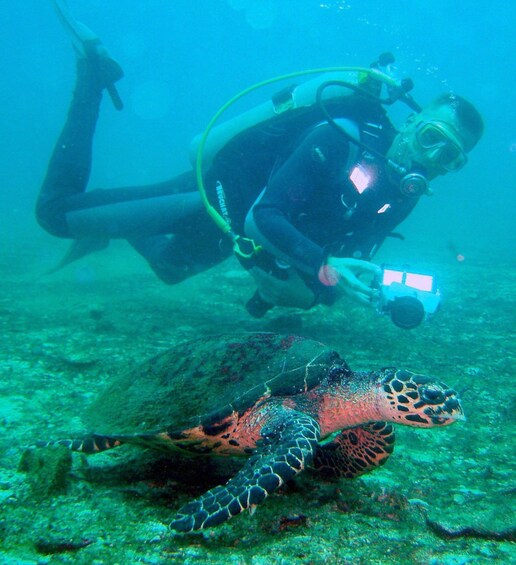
190,70,359,169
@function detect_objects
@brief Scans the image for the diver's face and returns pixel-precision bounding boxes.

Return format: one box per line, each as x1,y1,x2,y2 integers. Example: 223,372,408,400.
389,106,470,180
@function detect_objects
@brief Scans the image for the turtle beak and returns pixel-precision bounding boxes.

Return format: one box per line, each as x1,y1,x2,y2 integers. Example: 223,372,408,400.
424,391,465,425
444,390,465,421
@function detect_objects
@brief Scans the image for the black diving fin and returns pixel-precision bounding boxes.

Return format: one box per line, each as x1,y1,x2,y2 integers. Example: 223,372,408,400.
46,238,110,275
53,0,124,110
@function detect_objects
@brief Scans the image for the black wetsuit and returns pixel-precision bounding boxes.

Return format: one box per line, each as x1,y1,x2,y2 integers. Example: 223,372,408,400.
37,59,419,305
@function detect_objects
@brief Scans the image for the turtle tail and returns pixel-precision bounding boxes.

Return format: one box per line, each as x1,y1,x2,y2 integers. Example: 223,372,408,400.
36,434,123,454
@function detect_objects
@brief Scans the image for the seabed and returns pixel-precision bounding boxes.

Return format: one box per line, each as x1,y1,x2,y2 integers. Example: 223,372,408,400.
0,233,514,564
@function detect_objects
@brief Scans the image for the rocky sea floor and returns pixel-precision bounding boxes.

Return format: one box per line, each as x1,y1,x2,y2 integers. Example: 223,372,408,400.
0,232,514,564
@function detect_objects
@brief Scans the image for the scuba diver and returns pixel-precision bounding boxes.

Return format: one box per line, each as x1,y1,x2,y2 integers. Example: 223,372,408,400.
37,3,484,318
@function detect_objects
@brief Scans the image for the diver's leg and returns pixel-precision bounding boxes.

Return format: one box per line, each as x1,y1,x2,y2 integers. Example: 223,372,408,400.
127,209,233,284
36,55,123,238
64,190,203,239
35,50,215,282
38,79,204,241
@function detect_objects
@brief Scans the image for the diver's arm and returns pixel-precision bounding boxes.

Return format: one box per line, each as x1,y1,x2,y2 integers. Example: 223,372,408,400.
245,125,380,307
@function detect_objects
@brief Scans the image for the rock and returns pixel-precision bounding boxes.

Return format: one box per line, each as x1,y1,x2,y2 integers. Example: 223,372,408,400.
18,445,72,499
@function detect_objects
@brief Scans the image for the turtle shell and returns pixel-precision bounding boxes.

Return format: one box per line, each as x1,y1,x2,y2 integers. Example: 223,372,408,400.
84,333,342,435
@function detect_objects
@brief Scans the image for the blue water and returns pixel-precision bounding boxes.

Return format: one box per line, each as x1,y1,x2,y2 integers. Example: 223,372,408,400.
1,0,514,256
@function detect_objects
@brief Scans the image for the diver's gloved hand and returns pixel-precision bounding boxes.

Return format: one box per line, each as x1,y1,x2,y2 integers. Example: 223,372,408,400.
249,267,316,309
318,257,381,305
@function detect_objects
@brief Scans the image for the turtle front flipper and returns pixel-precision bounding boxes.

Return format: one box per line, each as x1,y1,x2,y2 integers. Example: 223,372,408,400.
312,422,395,479
170,407,321,533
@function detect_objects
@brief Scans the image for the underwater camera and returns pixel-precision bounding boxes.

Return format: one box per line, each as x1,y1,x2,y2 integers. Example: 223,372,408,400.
374,266,441,329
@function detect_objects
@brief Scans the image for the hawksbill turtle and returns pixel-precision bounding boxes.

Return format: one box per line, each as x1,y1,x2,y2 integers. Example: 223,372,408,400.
37,333,463,532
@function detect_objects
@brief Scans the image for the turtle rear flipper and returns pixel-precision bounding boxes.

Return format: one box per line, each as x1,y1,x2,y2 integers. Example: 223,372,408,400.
36,431,174,454
170,407,321,533
312,422,395,479
36,434,123,454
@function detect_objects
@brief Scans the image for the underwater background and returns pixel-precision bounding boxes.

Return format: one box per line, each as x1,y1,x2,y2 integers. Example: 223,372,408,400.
0,1,514,563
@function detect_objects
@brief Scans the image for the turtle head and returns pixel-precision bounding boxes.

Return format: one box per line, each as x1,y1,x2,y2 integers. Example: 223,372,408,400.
377,368,464,427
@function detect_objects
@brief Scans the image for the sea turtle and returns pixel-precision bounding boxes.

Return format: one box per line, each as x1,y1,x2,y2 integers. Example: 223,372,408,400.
37,333,463,533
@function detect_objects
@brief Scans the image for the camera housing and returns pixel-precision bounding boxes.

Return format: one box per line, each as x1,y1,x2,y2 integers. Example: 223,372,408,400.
374,266,441,329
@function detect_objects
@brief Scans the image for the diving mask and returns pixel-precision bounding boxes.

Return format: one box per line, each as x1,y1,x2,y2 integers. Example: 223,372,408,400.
415,121,468,172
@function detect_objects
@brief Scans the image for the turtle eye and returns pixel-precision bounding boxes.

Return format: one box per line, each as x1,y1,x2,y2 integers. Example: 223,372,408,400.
421,386,445,405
